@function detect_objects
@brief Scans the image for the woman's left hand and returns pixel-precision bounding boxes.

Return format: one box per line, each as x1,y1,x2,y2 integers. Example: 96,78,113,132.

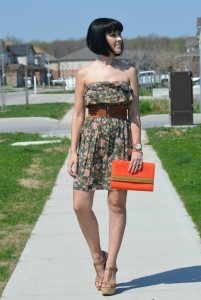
128,151,143,174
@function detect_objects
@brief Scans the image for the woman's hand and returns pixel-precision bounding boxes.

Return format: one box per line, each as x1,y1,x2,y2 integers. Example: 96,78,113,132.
67,153,78,178
128,151,143,174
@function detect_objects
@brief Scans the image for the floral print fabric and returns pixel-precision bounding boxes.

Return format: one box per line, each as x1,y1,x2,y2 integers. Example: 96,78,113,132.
73,81,134,191
84,81,134,106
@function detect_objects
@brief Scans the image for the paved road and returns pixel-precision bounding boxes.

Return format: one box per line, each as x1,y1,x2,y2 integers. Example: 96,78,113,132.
3,91,72,106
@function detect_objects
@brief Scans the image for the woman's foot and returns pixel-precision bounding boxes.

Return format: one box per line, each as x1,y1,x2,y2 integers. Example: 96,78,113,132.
101,266,118,295
93,251,108,291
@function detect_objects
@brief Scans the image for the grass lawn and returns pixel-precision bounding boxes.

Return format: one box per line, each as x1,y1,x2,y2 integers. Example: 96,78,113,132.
146,125,201,236
139,98,200,116
0,133,70,294
38,90,75,94
0,103,73,120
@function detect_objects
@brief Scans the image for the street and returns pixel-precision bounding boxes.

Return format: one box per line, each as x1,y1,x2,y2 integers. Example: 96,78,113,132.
2,90,74,106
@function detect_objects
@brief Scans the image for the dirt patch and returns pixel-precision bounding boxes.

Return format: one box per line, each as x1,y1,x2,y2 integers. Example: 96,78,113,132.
0,224,33,248
19,178,46,189
44,145,67,153
155,130,169,137
26,157,43,176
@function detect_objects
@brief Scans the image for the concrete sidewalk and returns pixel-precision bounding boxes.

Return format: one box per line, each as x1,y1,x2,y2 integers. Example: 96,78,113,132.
1,130,201,300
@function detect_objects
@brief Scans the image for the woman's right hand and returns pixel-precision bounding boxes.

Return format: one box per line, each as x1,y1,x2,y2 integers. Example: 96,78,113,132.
67,153,78,178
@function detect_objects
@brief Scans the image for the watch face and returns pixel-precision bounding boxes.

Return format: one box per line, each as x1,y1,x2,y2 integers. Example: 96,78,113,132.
134,144,142,150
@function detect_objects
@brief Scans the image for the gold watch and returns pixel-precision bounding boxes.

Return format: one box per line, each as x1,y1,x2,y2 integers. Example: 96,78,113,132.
133,144,142,151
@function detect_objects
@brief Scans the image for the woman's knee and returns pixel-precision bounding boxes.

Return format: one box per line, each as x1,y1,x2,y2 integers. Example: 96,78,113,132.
108,191,127,214
73,190,94,215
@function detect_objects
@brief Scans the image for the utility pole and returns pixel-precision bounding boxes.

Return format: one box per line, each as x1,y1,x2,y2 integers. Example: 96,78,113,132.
25,46,29,105
47,58,51,88
0,54,6,112
197,18,201,113
25,62,29,105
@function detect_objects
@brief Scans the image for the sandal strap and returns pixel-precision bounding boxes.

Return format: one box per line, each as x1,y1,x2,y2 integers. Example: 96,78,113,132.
105,267,118,273
93,251,108,276
102,266,118,287
93,258,105,267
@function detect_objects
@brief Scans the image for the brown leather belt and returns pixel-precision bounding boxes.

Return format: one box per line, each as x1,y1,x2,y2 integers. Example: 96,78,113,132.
88,103,128,119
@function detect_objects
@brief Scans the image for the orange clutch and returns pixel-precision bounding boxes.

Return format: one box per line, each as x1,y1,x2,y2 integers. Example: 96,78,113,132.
110,160,155,192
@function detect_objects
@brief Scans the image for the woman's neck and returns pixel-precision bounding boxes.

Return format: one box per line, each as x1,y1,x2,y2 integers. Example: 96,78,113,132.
96,54,115,66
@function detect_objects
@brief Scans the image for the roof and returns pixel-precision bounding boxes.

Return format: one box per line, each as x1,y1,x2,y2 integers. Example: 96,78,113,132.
33,45,58,62
60,47,95,61
8,44,35,55
28,63,46,70
7,64,25,70
59,47,135,62
33,46,44,54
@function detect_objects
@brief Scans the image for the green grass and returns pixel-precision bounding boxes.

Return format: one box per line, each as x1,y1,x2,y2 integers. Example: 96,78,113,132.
140,99,200,116
0,103,73,119
140,100,169,115
38,90,75,94
139,87,152,96
0,133,71,294
146,125,201,235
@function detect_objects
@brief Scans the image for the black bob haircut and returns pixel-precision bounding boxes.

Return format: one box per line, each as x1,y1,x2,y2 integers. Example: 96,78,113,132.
86,18,124,57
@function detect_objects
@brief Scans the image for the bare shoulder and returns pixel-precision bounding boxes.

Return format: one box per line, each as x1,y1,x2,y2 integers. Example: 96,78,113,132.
76,62,95,84
126,65,138,96
126,64,137,77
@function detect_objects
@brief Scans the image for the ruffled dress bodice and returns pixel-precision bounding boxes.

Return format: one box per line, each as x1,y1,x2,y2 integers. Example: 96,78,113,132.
84,81,134,106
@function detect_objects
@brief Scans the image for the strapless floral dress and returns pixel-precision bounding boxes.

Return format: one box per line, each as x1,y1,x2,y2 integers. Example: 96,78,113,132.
73,81,134,191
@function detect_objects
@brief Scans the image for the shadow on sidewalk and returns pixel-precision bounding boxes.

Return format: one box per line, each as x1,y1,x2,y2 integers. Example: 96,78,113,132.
116,265,201,294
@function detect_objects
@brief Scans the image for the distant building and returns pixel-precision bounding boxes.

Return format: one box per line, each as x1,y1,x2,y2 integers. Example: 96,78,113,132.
33,46,59,81
58,47,137,81
0,42,58,86
179,37,199,75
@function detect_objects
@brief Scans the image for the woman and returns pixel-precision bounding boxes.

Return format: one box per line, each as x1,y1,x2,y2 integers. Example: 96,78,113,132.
68,18,142,296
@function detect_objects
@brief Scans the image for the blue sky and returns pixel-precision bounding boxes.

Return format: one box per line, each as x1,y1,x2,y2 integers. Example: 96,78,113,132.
0,0,201,42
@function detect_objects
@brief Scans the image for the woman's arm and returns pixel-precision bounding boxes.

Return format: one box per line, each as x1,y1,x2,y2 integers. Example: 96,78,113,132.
128,66,143,173
68,69,86,177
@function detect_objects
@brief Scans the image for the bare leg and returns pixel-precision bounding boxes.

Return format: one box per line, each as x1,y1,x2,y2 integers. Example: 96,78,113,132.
73,190,105,283
102,190,127,288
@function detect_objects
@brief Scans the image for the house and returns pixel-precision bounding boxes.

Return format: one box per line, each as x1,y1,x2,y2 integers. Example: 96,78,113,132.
6,44,48,86
58,47,136,87
0,40,59,87
33,46,59,83
6,64,25,87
